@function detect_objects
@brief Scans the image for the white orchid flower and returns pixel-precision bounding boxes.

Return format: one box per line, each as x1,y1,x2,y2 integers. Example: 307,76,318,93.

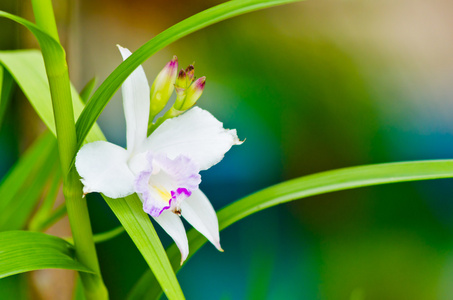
75,46,241,263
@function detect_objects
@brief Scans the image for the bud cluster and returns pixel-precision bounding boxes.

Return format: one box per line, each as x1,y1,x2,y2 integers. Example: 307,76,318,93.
174,65,205,111
147,57,206,133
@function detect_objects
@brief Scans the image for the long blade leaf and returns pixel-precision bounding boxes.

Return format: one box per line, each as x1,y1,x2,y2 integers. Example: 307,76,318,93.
129,159,453,299
0,230,94,278
105,194,185,300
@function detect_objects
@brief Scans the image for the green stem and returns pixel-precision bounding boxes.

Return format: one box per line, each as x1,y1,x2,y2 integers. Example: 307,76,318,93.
65,171,107,299
30,0,60,42
30,1,107,299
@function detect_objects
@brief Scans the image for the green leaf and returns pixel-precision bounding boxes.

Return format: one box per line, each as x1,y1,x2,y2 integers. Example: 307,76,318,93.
0,275,29,300
79,77,98,104
0,66,14,130
0,131,57,231
74,0,303,152
0,230,94,278
0,49,104,143
93,225,124,244
128,159,453,299
105,194,185,300
74,275,88,300
33,204,67,233
66,225,125,245
28,169,63,232
0,163,58,231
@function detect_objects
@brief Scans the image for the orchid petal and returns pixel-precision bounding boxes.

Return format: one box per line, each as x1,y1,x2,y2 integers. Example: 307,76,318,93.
180,189,222,251
75,141,135,198
152,210,189,264
118,46,150,155
142,107,241,170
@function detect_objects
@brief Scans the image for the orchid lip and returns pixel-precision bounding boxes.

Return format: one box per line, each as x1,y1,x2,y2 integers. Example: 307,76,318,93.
134,152,201,218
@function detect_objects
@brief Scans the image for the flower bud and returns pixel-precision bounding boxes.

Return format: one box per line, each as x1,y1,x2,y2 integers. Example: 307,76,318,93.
185,65,195,84
172,63,205,112
175,69,187,89
149,56,178,120
177,76,206,111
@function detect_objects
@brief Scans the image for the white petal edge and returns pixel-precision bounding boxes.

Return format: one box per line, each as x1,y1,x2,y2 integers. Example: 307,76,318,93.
75,141,135,198
141,107,242,170
153,210,189,265
180,189,222,251
117,45,150,155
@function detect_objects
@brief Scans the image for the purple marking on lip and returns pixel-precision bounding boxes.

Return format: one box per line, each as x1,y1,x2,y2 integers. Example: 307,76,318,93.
170,188,191,202
134,170,153,208
145,197,173,217
174,188,191,198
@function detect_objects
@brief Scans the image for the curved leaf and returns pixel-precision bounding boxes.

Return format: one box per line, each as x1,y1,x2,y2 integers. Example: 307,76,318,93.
75,0,303,152
128,159,453,299
0,231,93,278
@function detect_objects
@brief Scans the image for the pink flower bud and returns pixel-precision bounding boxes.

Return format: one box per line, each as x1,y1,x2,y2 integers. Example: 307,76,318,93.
185,65,195,83
179,76,206,111
175,69,187,90
149,56,178,120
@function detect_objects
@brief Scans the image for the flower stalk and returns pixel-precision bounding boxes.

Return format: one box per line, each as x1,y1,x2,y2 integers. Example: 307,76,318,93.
30,1,107,299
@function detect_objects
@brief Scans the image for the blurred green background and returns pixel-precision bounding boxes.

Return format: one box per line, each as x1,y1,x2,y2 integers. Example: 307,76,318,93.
2,0,453,299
